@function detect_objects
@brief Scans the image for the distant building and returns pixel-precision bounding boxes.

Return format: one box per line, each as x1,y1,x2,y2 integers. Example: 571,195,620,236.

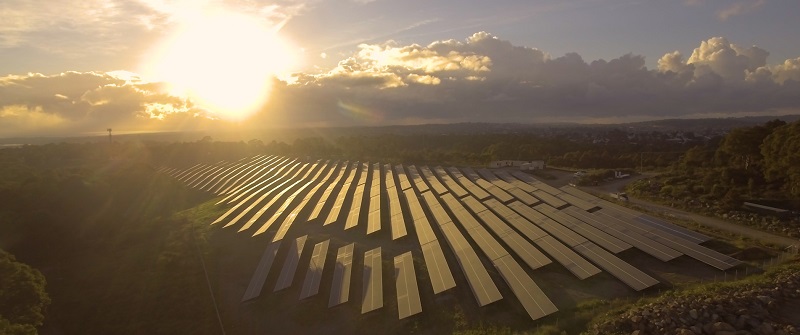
489,160,545,170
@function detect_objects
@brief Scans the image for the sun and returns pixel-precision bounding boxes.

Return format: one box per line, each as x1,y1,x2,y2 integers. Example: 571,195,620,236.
142,9,297,121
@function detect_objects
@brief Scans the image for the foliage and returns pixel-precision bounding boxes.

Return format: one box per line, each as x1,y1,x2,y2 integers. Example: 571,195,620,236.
627,120,800,213
0,249,50,334
0,141,223,334
761,120,800,197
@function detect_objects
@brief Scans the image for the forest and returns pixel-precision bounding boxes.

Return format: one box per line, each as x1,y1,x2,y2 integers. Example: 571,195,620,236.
1,118,798,333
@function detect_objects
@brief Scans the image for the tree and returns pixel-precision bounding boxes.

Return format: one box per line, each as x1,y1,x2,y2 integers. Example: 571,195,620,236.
716,126,767,171
761,120,800,197
0,249,50,332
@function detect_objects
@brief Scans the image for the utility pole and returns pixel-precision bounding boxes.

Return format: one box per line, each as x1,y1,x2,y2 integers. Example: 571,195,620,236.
107,128,112,144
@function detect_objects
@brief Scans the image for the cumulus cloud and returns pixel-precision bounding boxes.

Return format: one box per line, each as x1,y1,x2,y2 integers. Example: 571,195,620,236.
771,58,800,84
678,37,769,81
258,32,800,126
0,71,214,137
3,32,800,135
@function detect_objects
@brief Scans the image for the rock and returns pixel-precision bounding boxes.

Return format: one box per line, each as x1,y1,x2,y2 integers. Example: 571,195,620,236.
756,296,772,304
691,309,699,319
715,331,736,335
630,330,641,335
676,328,694,335
713,322,736,332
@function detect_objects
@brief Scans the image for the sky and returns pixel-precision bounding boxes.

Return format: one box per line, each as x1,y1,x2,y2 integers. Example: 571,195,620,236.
1,0,800,137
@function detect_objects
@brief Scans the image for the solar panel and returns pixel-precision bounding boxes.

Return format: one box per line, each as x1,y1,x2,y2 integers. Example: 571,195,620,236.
438,222,503,306
324,163,360,226
395,252,423,319
394,165,413,190
510,171,563,195
531,190,569,209
501,232,552,270
329,243,355,307
172,163,204,180
594,208,740,270
420,240,457,294
307,163,352,221
536,204,631,253
197,162,247,191
492,170,538,193
241,241,281,302
421,192,454,227
251,162,335,236
213,162,306,226
533,235,600,279
484,199,548,241
441,191,558,320
564,207,682,262
419,166,448,195
300,240,330,300
198,156,267,191
275,235,308,292
493,255,558,320
345,163,370,230
573,241,659,291
211,156,276,194
433,166,469,198
475,178,514,203
222,158,301,206
460,198,553,278
361,247,383,313
218,157,288,196
217,158,297,205
406,165,430,193
446,167,491,200
273,163,343,241
509,202,588,247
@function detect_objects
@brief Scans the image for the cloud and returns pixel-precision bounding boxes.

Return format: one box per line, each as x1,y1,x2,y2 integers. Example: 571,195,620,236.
674,36,770,81
771,57,800,84
0,71,214,136
257,32,800,126
3,32,800,136
716,0,766,21
0,0,304,64
0,0,162,57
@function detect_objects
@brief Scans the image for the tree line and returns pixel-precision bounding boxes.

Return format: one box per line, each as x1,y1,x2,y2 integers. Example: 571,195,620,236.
628,119,800,211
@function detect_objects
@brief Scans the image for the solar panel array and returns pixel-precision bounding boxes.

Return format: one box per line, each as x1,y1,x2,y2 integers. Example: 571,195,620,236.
161,155,740,322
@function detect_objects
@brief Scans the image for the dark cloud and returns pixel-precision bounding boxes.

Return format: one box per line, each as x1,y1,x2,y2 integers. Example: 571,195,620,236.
262,33,800,125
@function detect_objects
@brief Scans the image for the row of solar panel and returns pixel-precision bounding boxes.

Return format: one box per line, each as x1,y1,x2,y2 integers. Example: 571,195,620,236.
160,154,740,321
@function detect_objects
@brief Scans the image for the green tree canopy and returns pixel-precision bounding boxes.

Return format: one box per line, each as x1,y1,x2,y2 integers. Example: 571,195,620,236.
715,120,785,171
761,120,800,197
0,249,50,334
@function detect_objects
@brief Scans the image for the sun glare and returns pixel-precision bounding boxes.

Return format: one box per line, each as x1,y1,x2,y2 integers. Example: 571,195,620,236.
142,9,297,121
